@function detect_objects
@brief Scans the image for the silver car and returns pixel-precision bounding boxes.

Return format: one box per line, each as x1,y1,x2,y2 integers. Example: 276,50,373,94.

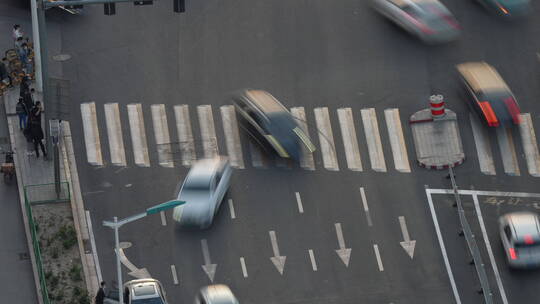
123,279,168,304
370,0,461,43
195,285,239,304
173,157,232,229
499,212,540,269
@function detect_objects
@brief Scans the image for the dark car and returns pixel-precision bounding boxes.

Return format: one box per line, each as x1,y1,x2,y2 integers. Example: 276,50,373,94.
231,89,315,161
456,62,521,127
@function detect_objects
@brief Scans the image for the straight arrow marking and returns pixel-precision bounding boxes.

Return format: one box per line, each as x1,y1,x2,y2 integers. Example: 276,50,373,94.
398,216,416,259
334,223,352,267
269,231,286,275
399,216,410,241
269,230,280,256
201,239,217,282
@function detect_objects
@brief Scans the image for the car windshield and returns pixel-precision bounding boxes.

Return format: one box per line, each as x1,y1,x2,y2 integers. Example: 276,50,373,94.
131,298,165,304
515,242,540,249
183,177,211,191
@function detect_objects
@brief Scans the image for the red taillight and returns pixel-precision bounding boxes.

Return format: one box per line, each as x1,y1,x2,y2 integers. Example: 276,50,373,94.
524,235,534,245
503,97,521,125
402,13,434,35
478,101,500,127
443,15,461,29
509,248,518,260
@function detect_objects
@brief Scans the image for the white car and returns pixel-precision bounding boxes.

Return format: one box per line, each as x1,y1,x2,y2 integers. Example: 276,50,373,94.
123,279,168,304
195,285,239,304
499,212,540,269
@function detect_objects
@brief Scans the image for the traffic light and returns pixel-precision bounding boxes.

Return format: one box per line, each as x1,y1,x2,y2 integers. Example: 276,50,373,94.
134,1,153,5
104,3,116,15
174,0,185,13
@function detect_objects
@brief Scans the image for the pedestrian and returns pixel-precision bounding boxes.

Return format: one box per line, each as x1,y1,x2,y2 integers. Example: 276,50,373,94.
12,25,23,41
29,120,46,158
22,88,34,111
15,37,25,53
16,98,28,130
19,76,29,98
30,101,43,123
95,281,106,304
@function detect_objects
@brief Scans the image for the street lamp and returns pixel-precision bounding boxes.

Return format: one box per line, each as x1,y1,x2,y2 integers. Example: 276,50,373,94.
102,200,184,304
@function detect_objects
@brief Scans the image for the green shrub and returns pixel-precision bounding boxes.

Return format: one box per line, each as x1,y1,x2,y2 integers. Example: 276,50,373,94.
69,264,82,282
56,225,77,250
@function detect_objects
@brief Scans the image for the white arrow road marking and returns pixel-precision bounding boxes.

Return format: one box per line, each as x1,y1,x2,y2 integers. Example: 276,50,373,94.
359,187,373,227
373,244,384,272
240,257,248,278
160,211,167,226
269,231,286,275
170,265,179,285
398,216,416,259
334,223,352,267
201,239,217,282
118,248,151,279
295,192,304,214
308,249,318,271
228,199,236,219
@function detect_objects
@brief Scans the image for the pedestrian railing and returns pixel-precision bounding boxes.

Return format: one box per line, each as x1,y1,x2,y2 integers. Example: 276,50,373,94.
448,166,493,304
24,181,70,205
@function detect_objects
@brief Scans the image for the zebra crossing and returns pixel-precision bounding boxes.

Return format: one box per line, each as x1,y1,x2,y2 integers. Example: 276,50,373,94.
79,102,540,177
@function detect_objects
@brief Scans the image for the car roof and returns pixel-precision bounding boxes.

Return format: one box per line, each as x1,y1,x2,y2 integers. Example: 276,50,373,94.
125,279,161,300
508,212,540,239
201,285,237,304
244,90,288,114
456,62,510,94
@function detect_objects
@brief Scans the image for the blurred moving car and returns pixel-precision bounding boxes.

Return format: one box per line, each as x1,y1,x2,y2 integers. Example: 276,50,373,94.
370,0,460,44
123,278,168,304
456,62,521,127
474,0,530,17
231,89,315,161
499,212,540,269
195,285,239,304
172,157,232,229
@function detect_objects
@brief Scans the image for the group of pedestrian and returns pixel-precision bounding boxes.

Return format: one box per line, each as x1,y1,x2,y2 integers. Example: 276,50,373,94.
16,77,46,159
12,24,33,77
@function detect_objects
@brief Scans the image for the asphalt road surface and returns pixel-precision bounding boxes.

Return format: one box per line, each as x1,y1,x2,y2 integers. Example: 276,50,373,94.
51,0,540,303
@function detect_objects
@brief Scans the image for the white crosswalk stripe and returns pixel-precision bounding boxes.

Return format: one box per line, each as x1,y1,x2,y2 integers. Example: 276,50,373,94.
248,141,266,168
220,105,245,169
104,103,126,166
197,105,219,159
127,103,150,167
173,105,196,167
470,113,496,175
291,107,315,170
80,102,103,166
361,108,386,172
496,126,520,176
151,104,174,168
384,109,410,173
518,113,540,177
314,107,339,171
337,108,362,171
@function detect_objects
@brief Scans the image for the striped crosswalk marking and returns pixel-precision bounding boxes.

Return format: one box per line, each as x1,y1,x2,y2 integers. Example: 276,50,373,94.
496,126,520,176
384,109,410,173
337,108,362,171
151,104,174,168
104,103,126,166
290,107,315,170
127,103,150,167
248,141,266,168
518,113,540,177
361,108,386,172
220,105,245,169
314,107,339,171
197,105,219,159
470,113,496,175
173,105,196,166
81,102,103,166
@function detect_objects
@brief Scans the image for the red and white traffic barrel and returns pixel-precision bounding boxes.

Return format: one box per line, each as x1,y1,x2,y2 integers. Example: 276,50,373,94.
430,95,445,119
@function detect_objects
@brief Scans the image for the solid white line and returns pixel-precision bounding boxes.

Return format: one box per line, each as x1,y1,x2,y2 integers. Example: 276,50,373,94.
290,107,315,170
518,113,540,177
496,126,520,176
469,113,496,175
197,105,219,158
337,108,363,171
104,103,126,166
472,194,508,304
373,244,384,272
228,199,236,219
359,187,373,227
127,103,150,167
151,104,174,168
85,210,102,283
314,107,339,171
160,211,167,226
80,102,103,166
295,192,304,214
427,188,540,198
384,109,410,173
240,257,248,278
220,105,245,169
425,188,461,304
173,105,196,166
170,265,179,285
308,249,318,271
361,108,387,172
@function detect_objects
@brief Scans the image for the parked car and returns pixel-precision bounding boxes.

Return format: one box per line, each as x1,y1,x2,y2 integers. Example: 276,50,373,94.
474,0,530,17
195,284,239,304
172,157,232,229
123,278,168,304
370,0,460,44
499,212,540,269
231,89,315,161
456,61,521,127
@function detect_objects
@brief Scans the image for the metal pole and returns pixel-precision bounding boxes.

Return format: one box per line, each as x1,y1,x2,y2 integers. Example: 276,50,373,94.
30,0,43,92
36,0,52,159
114,217,123,304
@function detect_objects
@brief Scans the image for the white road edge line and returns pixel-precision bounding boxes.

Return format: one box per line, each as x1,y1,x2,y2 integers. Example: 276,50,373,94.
308,249,318,271
472,194,508,304
228,199,236,219
373,244,384,272
160,211,167,226
85,210,102,283
295,192,304,214
428,188,540,198
170,265,179,285
240,257,248,278
425,188,462,304
359,187,373,227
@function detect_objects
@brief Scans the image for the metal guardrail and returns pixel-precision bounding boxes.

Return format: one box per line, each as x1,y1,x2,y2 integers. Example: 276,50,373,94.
24,182,70,205
448,166,493,303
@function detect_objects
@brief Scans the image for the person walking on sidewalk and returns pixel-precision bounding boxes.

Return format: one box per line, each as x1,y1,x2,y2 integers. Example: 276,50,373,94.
29,120,46,158
12,25,23,41
30,101,42,123
22,88,34,111
16,98,28,130
95,281,106,304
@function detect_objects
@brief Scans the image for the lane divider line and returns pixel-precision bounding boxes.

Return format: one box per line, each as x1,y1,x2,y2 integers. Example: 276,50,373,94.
240,257,248,278
170,265,179,285
308,249,318,271
228,199,236,219
295,192,304,214
373,244,384,272
359,187,373,227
